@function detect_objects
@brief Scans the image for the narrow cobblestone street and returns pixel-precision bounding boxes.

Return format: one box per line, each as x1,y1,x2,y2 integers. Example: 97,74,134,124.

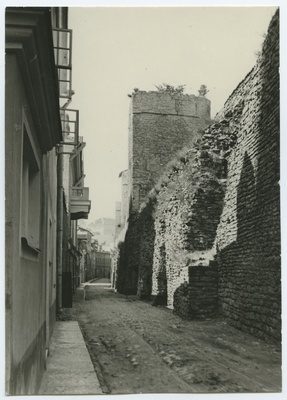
60,280,281,395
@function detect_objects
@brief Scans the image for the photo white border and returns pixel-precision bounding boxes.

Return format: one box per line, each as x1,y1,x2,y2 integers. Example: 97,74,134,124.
1,1,286,400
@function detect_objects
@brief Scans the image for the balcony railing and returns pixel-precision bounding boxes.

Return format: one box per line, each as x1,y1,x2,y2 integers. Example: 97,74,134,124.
60,109,79,145
71,187,89,200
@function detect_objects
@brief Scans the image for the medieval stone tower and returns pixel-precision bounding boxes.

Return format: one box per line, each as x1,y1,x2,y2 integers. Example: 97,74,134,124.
128,90,211,213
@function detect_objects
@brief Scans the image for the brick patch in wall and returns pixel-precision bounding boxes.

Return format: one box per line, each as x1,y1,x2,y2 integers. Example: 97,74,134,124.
173,264,218,320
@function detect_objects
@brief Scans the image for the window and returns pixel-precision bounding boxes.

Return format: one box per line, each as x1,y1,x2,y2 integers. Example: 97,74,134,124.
21,123,40,254
53,28,73,100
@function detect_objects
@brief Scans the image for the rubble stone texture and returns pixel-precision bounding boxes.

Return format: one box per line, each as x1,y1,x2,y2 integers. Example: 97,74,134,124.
151,152,225,309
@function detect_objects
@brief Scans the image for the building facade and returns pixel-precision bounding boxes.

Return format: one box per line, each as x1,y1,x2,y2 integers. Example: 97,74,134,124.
93,250,112,279
5,7,91,394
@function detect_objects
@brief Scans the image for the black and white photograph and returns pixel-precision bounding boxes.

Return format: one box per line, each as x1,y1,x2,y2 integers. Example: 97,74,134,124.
3,0,285,397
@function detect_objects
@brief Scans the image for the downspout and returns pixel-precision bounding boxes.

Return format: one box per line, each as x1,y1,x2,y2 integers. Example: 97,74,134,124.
56,97,73,310
56,144,64,310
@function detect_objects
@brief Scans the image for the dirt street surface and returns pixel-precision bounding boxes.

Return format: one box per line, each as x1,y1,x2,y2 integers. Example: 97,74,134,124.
59,280,281,395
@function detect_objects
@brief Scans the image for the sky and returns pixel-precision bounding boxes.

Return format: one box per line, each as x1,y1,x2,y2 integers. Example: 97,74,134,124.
68,6,276,222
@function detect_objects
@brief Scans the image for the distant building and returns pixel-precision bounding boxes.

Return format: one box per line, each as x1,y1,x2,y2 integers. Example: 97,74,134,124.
88,217,115,251
115,201,122,239
92,250,111,280
78,227,94,283
119,169,129,226
114,170,129,245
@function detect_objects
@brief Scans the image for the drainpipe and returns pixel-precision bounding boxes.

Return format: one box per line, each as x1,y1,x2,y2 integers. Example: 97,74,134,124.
56,144,64,310
62,97,72,110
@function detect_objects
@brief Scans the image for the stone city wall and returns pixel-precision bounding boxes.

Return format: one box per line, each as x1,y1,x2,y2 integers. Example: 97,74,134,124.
117,90,211,294
116,10,280,343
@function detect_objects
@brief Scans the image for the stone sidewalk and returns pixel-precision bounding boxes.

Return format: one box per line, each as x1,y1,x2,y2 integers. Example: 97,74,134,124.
39,321,102,395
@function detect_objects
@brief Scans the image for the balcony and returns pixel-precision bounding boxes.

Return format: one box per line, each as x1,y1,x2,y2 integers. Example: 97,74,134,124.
60,109,79,145
71,187,91,220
